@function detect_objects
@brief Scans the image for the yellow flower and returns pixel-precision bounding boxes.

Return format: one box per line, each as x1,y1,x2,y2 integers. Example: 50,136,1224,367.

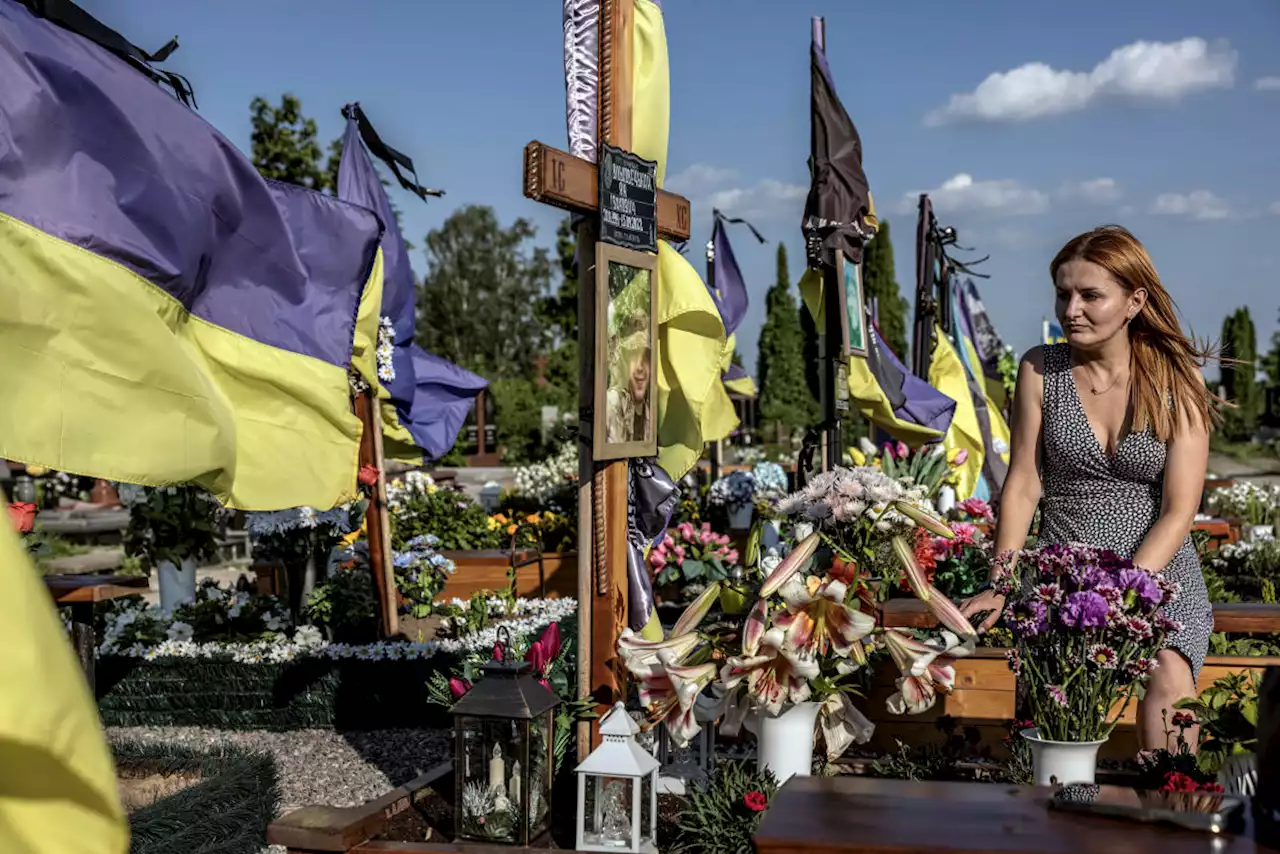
848,448,866,466
25,465,48,476
487,515,503,531
526,513,541,525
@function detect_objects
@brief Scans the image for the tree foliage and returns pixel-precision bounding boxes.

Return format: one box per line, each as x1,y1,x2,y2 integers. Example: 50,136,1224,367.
416,204,553,382
757,243,818,436
862,220,910,359
249,94,334,192
1220,306,1260,442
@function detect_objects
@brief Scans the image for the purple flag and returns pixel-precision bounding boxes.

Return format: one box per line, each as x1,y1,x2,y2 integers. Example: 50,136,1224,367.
336,105,486,460
710,217,749,335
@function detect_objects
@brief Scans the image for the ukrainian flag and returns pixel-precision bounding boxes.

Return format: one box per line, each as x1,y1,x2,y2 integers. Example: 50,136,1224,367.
336,107,488,463
929,325,986,500
0,1,385,511
633,0,739,483
0,520,129,854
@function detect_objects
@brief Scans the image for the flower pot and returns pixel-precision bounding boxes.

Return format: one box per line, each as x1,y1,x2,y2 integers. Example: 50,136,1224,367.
1020,728,1107,787
728,503,754,531
935,485,956,515
1243,525,1275,543
157,557,198,615
758,701,821,783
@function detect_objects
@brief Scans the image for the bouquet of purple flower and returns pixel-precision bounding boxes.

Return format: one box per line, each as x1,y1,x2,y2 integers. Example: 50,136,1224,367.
995,542,1181,742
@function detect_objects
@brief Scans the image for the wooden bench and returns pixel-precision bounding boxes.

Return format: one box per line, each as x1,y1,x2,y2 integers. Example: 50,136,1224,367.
437,550,576,601
45,573,148,691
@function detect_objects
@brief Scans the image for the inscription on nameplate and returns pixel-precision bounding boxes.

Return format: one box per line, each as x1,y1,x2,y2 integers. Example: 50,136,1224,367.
598,143,657,254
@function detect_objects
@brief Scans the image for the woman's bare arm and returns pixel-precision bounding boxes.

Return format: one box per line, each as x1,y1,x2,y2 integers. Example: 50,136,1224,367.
993,347,1046,558
1132,406,1209,571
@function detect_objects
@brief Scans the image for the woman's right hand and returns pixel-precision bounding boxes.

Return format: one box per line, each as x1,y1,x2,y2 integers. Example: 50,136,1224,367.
959,589,1006,633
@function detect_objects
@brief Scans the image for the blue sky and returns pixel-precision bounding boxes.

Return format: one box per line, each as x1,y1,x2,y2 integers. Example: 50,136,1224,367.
81,0,1280,375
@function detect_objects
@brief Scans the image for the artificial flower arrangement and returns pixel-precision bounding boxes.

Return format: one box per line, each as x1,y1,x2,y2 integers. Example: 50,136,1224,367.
905,520,992,601
1134,709,1226,810
849,438,969,499
708,470,755,510
752,462,789,505
648,521,739,599
995,543,1180,743
618,465,981,760
118,483,224,573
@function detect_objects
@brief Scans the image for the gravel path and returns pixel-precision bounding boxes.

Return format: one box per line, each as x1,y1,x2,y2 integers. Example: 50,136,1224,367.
109,725,452,852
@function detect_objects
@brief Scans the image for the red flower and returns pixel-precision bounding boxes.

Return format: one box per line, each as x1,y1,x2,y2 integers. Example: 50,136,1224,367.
900,527,938,592
358,465,380,487
492,642,505,661
6,502,36,534
449,677,472,699
1161,772,1199,793
1170,711,1196,730
524,622,562,677
829,555,859,586
743,791,768,812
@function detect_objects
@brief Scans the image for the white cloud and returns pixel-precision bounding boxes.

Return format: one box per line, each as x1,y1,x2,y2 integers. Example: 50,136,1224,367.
666,163,806,221
1256,76,1280,91
1269,201,1280,215
899,173,1049,217
925,37,1237,125
1150,190,1231,220
1058,178,1122,204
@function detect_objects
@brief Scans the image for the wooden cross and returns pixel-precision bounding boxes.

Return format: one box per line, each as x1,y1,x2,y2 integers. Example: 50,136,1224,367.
521,0,691,752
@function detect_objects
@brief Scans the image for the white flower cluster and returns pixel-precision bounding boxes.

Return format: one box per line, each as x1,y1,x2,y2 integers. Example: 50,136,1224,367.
1206,482,1280,521
245,505,356,538
115,482,221,508
376,316,396,384
99,597,577,664
709,471,755,508
387,470,435,514
775,465,927,531
512,443,579,504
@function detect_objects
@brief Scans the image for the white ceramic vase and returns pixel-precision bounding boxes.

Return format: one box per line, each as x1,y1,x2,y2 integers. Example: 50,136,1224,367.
157,556,198,615
1020,728,1107,786
728,503,754,531
935,485,956,515
758,701,821,783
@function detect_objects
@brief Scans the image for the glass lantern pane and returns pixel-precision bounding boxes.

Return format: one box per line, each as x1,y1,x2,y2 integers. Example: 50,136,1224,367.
527,712,552,837
640,773,654,845
457,716,528,844
582,774,634,849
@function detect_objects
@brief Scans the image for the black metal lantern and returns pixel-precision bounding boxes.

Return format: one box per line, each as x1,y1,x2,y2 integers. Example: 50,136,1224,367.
449,628,560,846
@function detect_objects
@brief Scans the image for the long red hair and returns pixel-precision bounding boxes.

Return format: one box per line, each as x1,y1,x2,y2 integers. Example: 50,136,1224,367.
1050,225,1222,440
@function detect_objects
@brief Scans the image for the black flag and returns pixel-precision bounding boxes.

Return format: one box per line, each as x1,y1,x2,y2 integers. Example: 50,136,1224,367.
802,18,875,268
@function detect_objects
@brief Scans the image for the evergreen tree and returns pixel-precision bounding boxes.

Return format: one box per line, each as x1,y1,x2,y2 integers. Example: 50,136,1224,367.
249,94,331,191
1220,307,1260,442
757,243,818,439
862,220,910,359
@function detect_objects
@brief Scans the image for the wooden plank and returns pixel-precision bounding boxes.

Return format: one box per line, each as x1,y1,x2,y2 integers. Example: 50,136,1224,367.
269,765,452,852
880,597,1280,634
522,141,691,242
437,551,577,601
753,776,1276,854
44,574,147,604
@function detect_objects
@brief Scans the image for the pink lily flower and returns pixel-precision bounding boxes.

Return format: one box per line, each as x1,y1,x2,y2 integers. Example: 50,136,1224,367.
638,656,717,746
759,531,821,597
772,577,876,659
891,535,978,648
720,627,819,716
881,629,958,715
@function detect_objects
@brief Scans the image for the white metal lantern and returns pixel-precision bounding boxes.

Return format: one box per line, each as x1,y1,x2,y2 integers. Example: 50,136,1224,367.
575,702,660,853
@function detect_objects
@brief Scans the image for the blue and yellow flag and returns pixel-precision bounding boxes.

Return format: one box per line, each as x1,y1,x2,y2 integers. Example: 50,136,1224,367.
632,0,739,482
0,520,129,854
336,105,489,463
929,326,986,500
0,1,384,511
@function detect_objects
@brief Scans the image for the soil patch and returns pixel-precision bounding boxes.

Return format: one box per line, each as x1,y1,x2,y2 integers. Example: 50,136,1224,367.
117,765,205,812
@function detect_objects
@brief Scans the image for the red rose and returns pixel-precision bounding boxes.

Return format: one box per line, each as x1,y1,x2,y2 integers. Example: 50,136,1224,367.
1170,711,1196,729
743,791,767,812
6,502,36,534
1161,772,1199,793
358,465,380,487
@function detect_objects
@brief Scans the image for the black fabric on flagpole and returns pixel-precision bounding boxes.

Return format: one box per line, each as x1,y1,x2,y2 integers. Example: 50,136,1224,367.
713,209,766,244
342,103,443,201
802,24,874,268
20,0,195,106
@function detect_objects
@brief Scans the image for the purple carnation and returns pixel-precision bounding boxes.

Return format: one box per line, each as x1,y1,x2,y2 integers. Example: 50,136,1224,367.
1060,591,1110,629
1117,568,1162,608
1008,599,1049,636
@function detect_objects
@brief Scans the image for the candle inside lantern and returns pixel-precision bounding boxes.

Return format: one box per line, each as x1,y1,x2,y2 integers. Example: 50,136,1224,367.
489,743,504,792
509,760,521,803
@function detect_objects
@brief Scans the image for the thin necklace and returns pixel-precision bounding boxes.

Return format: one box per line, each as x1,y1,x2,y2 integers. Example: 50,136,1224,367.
1083,367,1127,395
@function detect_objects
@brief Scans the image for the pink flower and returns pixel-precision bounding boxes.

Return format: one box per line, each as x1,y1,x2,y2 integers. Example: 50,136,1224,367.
956,498,993,521
950,523,978,547
699,529,713,546
663,534,675,549
449,677,471,699
895,441,910,460
951,449,969,466
673,546,686,562
650,552,667,570
883,442,898,460
678,522,695,539
724,550,739,564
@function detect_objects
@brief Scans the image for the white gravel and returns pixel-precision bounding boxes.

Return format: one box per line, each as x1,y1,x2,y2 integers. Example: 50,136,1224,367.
109,724,453,853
